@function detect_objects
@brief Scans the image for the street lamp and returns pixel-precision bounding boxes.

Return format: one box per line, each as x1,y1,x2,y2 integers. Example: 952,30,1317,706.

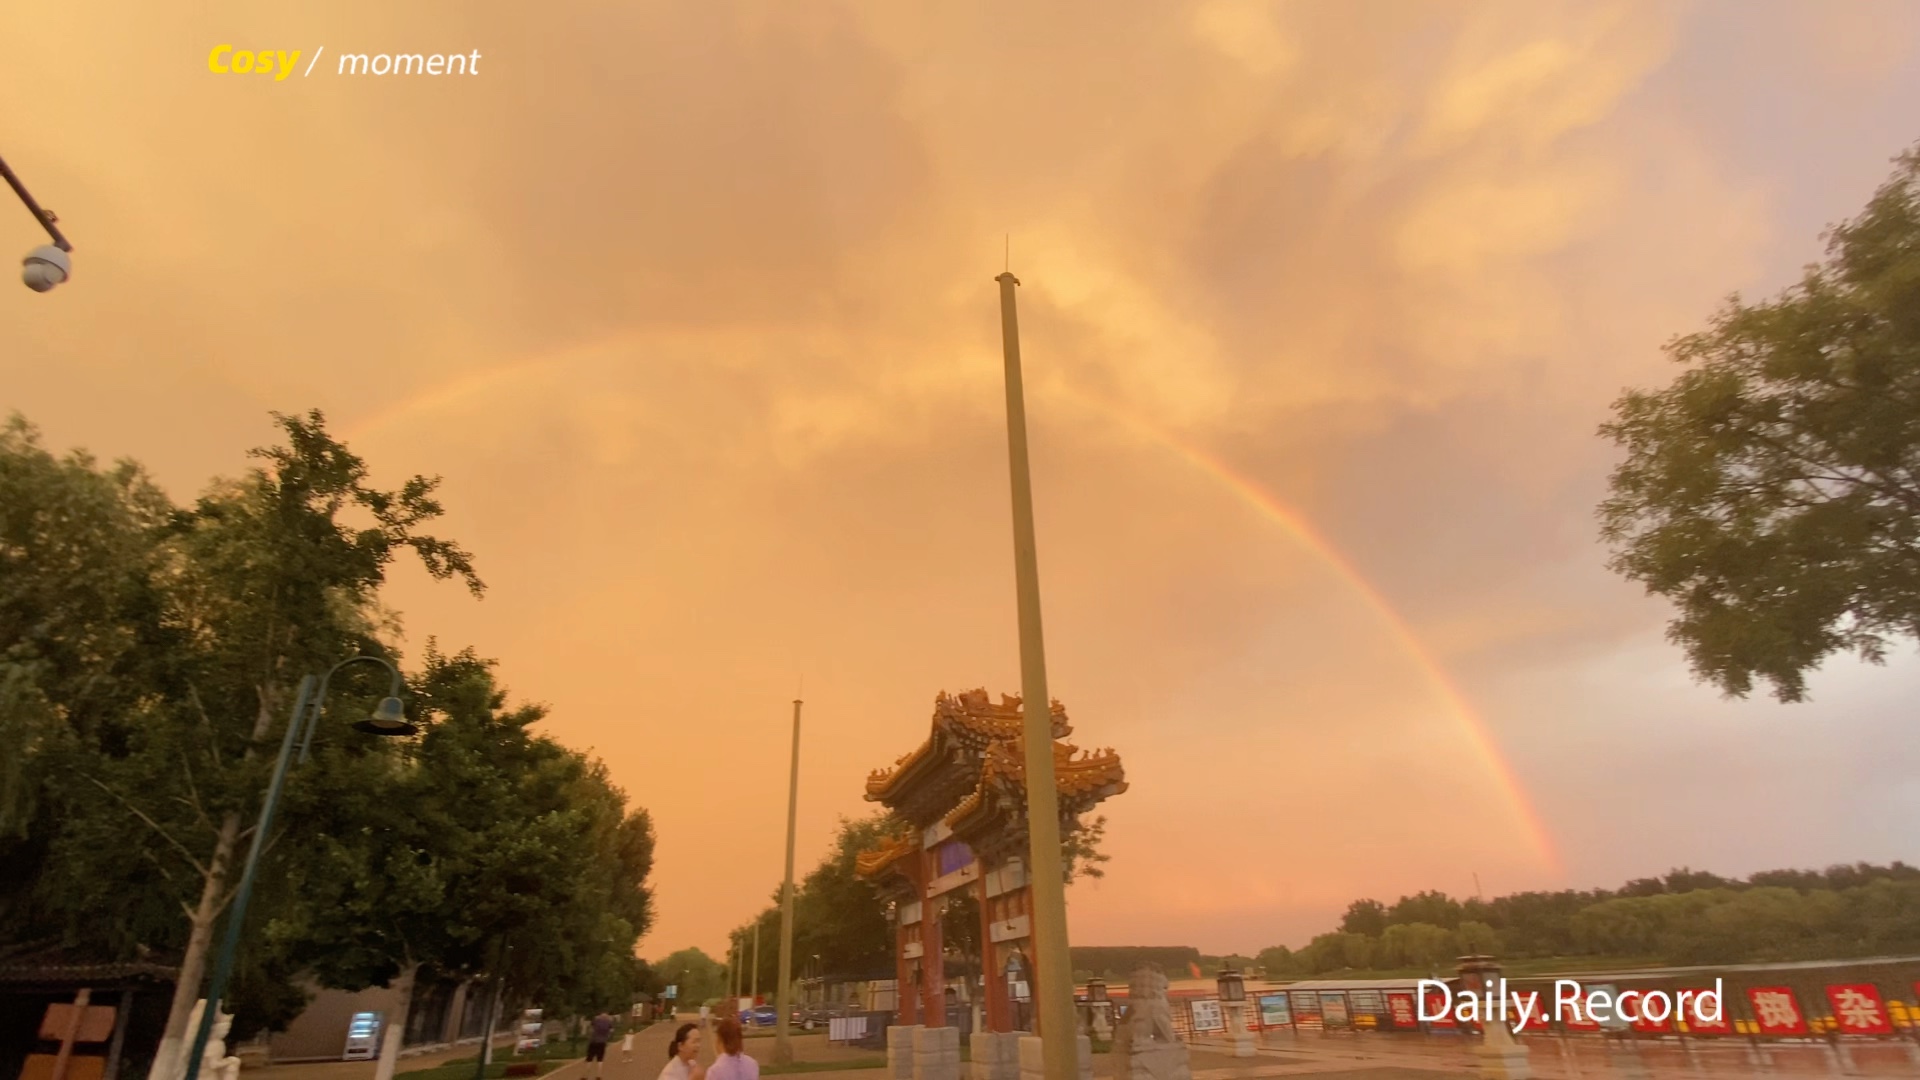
181,656,414,1080
1216,966,1254,1057
0,152,72,291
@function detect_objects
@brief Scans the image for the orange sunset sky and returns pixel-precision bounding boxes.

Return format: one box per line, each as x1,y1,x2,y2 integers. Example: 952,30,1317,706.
3,1,1917,960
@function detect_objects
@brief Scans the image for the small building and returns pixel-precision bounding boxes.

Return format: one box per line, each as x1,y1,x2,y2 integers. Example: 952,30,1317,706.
0,952,178,1080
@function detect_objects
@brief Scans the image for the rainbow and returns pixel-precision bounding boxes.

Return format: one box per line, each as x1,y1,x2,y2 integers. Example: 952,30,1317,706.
1046,383,1561,873
344,344,1562,875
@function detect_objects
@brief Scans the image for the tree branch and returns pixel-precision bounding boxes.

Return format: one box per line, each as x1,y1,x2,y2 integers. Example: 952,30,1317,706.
178,754,216,836
85,775,211,880
188,682,222,768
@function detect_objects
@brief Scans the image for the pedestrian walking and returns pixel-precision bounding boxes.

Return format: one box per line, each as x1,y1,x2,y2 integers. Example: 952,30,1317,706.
706,1018,758,1080
621,1025,636,1064
586,1010,615,1079
659,1023,707,1080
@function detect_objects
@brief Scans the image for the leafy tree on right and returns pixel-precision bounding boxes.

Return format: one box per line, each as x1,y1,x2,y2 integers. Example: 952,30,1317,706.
1599,141,1920,702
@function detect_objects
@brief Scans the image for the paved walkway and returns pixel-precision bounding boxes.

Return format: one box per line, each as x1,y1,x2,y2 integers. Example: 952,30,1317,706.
258,1018,1920,1080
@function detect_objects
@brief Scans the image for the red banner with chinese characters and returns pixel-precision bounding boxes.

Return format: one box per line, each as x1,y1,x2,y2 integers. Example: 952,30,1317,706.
1680,988,1731,1036
1512,991,1559,1037
1561,987,1600,1033
1746,987,1807,1037
1824,984,1892,1036
1422,988,1454,1028
1626,989,1673,1034
1385,994,1417,1031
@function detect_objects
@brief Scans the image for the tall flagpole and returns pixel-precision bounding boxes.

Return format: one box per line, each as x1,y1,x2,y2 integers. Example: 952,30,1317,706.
995,271,1076,1080
773,697,803,1064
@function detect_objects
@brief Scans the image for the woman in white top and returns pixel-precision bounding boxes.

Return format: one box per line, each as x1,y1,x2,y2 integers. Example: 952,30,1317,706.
705,1018,758,1080
658,1023,706,1080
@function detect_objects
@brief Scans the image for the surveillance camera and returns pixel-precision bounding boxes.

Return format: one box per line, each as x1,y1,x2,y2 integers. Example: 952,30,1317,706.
22,244,69,292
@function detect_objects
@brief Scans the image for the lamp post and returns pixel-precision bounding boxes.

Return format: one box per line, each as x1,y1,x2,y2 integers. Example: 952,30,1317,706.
1084,978,1112,1042
1457,955,1530,1080
180,656,414,1080
0,152,73,291
773,698,802,1064
1216,967,1254,1057
994,271,1076,1080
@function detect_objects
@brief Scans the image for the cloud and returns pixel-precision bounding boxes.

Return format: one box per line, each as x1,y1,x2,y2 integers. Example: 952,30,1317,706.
2,0,1914,957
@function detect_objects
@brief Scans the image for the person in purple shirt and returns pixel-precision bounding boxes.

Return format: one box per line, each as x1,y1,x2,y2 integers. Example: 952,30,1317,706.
585,1011,615,1078
706,1017,758,1080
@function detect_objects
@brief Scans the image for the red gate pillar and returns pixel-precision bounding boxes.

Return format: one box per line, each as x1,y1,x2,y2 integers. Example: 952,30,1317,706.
979,873,1013,1032
896,913,919,1025
920,848,946,1026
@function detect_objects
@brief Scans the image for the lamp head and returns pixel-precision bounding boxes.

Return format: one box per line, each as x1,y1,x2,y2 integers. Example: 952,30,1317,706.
22,244,69,292
353,696,417,736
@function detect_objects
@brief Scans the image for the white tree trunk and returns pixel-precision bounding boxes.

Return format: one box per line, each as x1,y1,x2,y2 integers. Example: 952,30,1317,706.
147,689,278,1080
373,964,419,1080
147,812,242,1080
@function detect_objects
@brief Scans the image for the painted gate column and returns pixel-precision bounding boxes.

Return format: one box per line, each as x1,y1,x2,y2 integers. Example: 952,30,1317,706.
920,845,946,1026
979,871,1012,1032
896,910,919,1025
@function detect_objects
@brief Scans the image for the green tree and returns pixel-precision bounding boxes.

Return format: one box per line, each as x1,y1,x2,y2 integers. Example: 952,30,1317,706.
1062,814,1111,882
1454,920,1499,955
1599,142,1920,702
1374,923,1453,971
653,948,726,1004
1386,891,1463,930
0,415,176,845
2,411,483,1080
1253,945,1295,977
1339,899,1388,937
270,645,655,1062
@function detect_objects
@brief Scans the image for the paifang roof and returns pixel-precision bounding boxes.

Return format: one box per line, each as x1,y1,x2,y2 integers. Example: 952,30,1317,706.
945,738,1127,862
853,828,920,882
856,688,1125,879
863,688,1070,827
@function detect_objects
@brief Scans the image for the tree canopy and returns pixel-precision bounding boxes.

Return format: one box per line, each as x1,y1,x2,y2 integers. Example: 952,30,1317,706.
1599,142,1920,701
0,411,655,1065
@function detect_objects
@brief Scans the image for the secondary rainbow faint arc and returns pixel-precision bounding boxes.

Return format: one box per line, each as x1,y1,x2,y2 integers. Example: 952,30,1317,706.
1049,383,1561,874
345,351,1562,874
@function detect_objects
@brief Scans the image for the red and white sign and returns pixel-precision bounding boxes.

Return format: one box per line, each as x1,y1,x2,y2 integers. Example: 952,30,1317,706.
1824,984,1892,1036
1422,989,1455,1028
1561,987,1600,1033
1385,993,1417,1030
1681,988,1731,1036
1624,989,1672,1034
1746,987,1807,1037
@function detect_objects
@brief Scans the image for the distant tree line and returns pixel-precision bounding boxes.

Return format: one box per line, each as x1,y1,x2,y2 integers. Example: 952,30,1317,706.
1070,946,1202,981
1255,864,1920,977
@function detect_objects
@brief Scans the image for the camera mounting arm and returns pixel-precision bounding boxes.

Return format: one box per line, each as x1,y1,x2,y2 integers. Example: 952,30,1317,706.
0,153,72,252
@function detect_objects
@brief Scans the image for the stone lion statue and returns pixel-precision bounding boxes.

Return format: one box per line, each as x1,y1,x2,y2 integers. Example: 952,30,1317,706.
1122,967,1178,1044
175,1000,241,1080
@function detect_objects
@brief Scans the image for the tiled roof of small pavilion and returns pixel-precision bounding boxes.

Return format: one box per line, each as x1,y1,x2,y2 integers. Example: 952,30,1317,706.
862,688,1069,826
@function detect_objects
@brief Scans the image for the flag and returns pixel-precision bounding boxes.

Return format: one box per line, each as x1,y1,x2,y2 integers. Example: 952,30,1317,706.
1189,962,1203,979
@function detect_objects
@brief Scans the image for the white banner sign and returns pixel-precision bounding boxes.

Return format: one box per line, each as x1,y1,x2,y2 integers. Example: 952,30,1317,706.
828,1016,869,1043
